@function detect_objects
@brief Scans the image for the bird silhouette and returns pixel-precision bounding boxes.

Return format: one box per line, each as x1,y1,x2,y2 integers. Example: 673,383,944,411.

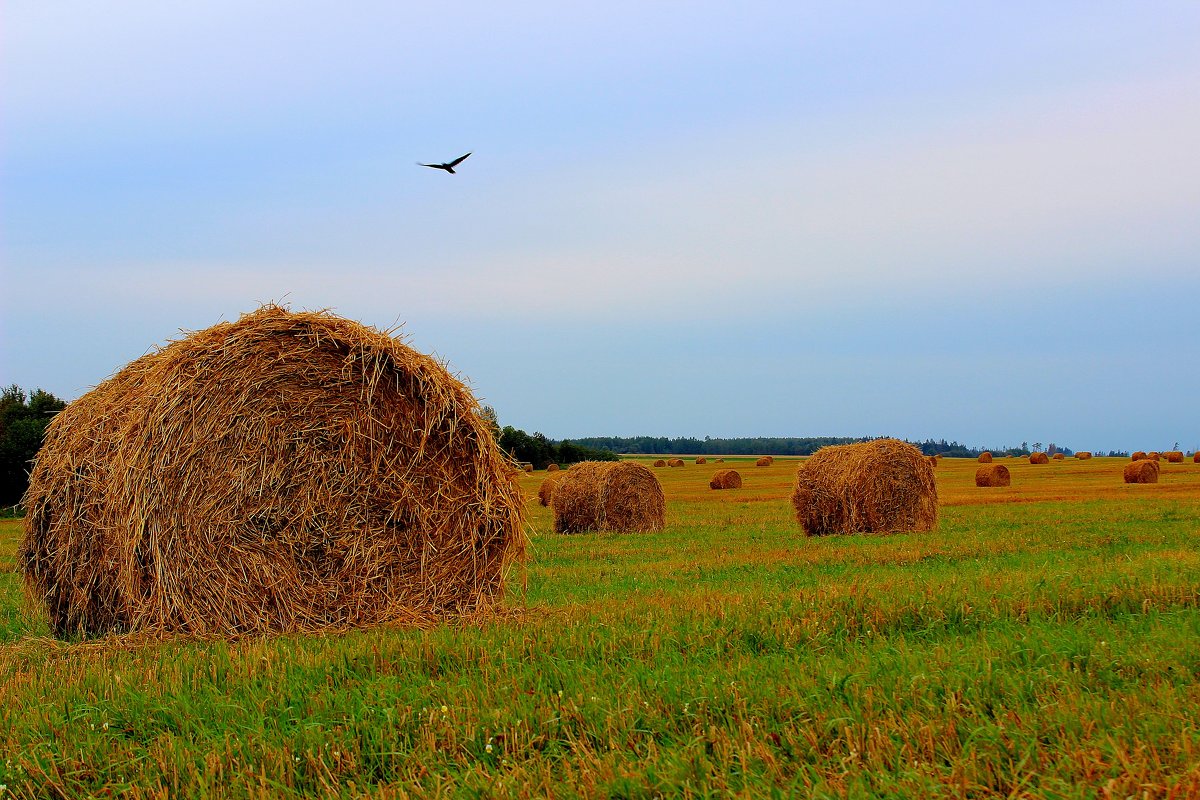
418,152,472,174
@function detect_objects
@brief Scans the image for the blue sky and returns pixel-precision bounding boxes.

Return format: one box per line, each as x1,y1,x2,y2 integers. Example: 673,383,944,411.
3,2,1198,452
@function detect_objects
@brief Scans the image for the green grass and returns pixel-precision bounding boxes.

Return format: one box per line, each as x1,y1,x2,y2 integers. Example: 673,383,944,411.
2,458,1199,797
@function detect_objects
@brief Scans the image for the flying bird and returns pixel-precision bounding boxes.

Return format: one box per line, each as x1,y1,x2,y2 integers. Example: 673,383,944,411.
418,152,472,174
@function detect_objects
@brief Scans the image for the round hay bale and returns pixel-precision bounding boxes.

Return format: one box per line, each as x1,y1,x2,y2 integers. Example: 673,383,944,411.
1194,452,1200,464
20,306,526,638
1131,451,1147,461
755,456,772,467
715,458,725,463
1165,451,1184,463
667,458,685,467
1146,452,1161,461
1052,452,1065,460
546,463,561,472
709,469,742,490
537,474,561,507
927,455,939,468
975,464,1011,487
695,457,707,465
1123,460,1160,484
523,463,534,473
1029,452,1049,464
653,459,667,467
551,461,664,534
977,452,993,463
1075,451,1092,460
790,438,937,536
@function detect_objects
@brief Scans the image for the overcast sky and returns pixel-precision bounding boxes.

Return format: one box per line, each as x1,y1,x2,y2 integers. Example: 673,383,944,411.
3,2,1198,452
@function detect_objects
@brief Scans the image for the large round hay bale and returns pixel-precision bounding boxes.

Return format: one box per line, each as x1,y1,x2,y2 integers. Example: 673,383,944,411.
790,438,937,536
1075,451,1092,460
653,459,667,467
977,452,992,463
755,456,772,467
1165,451,1184,463
551,461,664,534
1029,452,1049,464
546,463,561,472
695,457,707,465
1131,451,1147,461
975,464,1011,487
667,458,685,467
1052,452,1065,460
1123,460,1160,484
20,306,526,638
709,469,742,490
537,474,561,507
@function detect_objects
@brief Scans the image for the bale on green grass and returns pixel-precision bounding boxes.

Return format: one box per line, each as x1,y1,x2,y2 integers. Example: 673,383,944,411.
1123,460,1160,484
1029,452,1049,464
537,474,561,507
975,464,1011,487
790,438,937,536
709,469,742,490
551,462,665,534
20,305,526,638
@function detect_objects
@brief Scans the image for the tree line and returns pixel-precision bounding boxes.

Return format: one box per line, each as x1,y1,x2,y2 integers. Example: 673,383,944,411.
1,386,67,507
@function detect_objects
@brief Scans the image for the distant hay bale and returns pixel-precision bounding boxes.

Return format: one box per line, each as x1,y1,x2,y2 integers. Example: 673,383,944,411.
537,474,561,507
1195,452,1200,464
715,458,725,463
978,452,993,463
1123,460,1160,484
755,457,772,467
975,464,1011,487
1165,451,1184,463
1147,452,1161,461
927,455,938,468
653,459,667,467
667,458,685,467
1131,451,1147,461
1076,451,1093,460
523,463,534,473
1029,452,1049,464
695,457,707,464
790,438,937,536
1052,453,1065,460
709,469,742,490
546,463,561,472
20,305,526,638
551,461,665,534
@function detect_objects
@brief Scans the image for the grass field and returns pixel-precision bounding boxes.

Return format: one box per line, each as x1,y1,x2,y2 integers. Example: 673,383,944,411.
2,456,1199,798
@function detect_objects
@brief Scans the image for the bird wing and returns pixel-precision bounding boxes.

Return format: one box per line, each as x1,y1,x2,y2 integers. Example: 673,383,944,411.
447,152,472,167
418,163,444,169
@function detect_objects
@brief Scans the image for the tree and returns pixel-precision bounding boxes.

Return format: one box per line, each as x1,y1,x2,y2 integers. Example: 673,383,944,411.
1,385,68,507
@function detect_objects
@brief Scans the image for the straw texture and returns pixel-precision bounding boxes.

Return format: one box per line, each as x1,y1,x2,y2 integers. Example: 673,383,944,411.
551,462,665,534
1029,452,1049,464
975,464,1011,487
21,305,526,638
1124,461,1160,484
790,438,937,536
709,469,742,490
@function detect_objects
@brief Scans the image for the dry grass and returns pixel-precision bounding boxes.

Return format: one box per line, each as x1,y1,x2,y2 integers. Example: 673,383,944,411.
708,469,743,490
551,461,665,534
20,305,526,638
1124,461,1160,484
791,439,937,536
975,464,1011,487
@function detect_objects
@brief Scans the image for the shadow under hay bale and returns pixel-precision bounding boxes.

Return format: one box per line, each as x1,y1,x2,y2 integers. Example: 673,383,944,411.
551,461,664,534
1029,452,1049,464
21,305,526,638
975,464,1011,487
1124,460,1160,484
978,452,993,463
791,438,937,536
709,469,742,490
